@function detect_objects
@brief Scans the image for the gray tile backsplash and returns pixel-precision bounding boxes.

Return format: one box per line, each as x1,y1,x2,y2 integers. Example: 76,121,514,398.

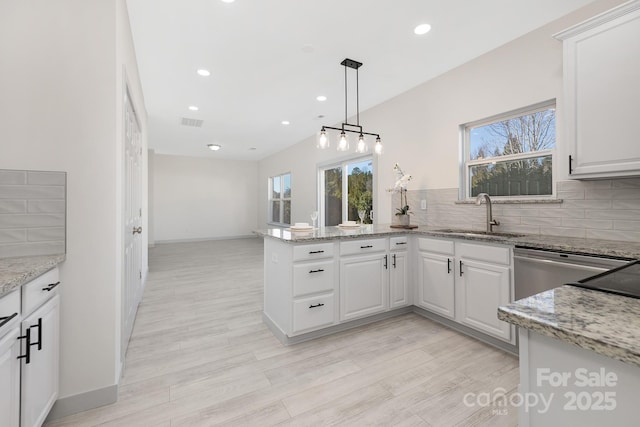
396,178,640,242
0,170,66,257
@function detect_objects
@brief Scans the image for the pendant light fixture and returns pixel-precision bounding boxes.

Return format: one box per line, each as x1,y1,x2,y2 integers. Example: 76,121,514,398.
318,58,383,155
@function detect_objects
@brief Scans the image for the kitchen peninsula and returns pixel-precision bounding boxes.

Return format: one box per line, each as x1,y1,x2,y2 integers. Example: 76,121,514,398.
255,225,640,345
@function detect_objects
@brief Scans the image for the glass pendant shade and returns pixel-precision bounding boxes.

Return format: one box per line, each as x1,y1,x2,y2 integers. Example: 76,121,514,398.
374,137,383,155
337,131,349,151
356,134,367,153
317,129,329,149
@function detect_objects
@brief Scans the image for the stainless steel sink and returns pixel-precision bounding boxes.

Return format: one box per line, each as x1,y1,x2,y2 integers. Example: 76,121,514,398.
433,229,526,238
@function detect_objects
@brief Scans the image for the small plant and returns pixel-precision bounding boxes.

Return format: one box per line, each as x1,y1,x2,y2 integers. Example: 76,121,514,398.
395,188,411,216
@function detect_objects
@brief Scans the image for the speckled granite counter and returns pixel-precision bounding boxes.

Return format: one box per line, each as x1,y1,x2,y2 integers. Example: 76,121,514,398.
254,224,640,259
498,286,640,367
0,254,65,298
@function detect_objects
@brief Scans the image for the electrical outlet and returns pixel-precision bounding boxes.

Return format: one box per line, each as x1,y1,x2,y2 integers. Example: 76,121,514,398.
421,199,427,210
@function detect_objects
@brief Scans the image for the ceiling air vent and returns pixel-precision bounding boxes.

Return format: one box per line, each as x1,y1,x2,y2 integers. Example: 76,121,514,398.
180,117,204,128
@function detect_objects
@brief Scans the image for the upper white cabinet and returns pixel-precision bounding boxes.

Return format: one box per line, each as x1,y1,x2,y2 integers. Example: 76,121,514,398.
556,0,640,178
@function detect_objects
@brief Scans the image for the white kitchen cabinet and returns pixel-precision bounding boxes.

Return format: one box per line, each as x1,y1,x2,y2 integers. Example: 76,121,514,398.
457,259,511,341
389,237,409,309
417,238,455,319
417,251,455,319
0,290,21,427
340,252,388,321
264,239,339,338
417,237,514,343
556,1,640,178
20,294,59,427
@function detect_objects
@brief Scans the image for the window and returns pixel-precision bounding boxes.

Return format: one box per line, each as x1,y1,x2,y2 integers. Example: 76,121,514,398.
461,100,556,199
320,157,374,226
268,173,291,225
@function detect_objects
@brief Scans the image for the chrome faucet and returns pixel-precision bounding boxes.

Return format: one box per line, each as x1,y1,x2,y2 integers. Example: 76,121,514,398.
475,193,500,233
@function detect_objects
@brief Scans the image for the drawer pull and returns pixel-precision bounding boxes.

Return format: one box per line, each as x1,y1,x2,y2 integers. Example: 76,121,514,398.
42,281,61,292
308,250,325,254
395,242,407,245
309,269,325,274
0,312,18,329
360,245,373,249
309,303,325,309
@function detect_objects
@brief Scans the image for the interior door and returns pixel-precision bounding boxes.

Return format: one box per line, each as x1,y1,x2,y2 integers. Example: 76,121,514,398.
122,87,143,363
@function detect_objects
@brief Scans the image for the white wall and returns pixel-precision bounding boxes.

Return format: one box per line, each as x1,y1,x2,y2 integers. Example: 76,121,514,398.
0,0,147,414
257,0,626,228
152,153,258,242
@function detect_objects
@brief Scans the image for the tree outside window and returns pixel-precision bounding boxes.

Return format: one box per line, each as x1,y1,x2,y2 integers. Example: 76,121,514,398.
463,101,555,198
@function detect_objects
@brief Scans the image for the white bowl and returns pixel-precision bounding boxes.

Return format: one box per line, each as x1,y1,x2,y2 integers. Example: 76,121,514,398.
344,221,357,225
294,222,309,228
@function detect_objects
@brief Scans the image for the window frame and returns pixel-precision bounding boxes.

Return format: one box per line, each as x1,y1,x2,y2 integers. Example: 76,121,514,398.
268,172,291,226
459,99,557,201
317,154,376,226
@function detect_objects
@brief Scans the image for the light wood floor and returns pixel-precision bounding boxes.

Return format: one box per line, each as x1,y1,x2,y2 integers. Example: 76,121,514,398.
46,238,519,426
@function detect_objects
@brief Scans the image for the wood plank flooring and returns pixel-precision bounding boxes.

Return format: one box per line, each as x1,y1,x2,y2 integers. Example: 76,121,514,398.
46,238,519,426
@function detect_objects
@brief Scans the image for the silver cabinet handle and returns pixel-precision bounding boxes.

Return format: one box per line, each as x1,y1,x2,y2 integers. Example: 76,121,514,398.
132,226,143,234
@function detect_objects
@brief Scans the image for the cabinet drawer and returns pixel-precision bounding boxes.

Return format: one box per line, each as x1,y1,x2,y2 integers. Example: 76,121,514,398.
22,268,59,316
293,261,335,297
0,290,20,334
418,237,454,255
292,243,334,261
340,238,386,256
292,293,335,333
389,236,408,251
458,242,511,265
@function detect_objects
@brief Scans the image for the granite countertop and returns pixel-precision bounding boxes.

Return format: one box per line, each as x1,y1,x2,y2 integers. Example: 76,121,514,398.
254,224,640,259
498,286,640,367
0,254,66,298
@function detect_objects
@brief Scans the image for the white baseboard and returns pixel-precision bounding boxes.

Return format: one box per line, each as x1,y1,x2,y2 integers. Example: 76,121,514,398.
46,384,118,421
154,234,257,244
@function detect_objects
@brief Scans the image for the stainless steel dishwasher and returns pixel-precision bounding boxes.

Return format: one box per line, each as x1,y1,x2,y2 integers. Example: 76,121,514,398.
513,247,632,300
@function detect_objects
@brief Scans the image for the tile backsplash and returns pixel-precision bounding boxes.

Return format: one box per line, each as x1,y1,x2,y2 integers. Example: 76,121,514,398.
393,178,640,242
0,170,66,257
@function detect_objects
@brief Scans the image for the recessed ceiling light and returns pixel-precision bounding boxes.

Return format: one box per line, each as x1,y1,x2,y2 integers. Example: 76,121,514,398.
281,120,290,125
316,95,327,102
196,69,211,77
207,144,222,151
414,24,432,35
221,0,235,3
249,147,257,151
188,105,199,111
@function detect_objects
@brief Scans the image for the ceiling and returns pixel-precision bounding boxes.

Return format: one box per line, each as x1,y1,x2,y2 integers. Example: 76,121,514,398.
126,0,596,161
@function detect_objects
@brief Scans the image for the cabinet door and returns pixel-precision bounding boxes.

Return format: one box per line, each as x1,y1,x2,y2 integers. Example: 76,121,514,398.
417,251,455,319
458,259,511,341
340,254,388,321
390,251,409,309
21,295,59,427
560,3,640,178
0,327,20,427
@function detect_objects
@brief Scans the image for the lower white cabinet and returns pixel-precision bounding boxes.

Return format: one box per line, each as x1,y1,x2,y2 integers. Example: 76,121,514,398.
418,251,455,319
340,253,388,321
20,294,60,427
1,289,21,427
457,258,511,341
389,250,409,309
0,267,60,427
417,237,514,343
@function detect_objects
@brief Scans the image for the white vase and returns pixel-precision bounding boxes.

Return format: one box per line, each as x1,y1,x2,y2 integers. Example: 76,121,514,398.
398,214,410,226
